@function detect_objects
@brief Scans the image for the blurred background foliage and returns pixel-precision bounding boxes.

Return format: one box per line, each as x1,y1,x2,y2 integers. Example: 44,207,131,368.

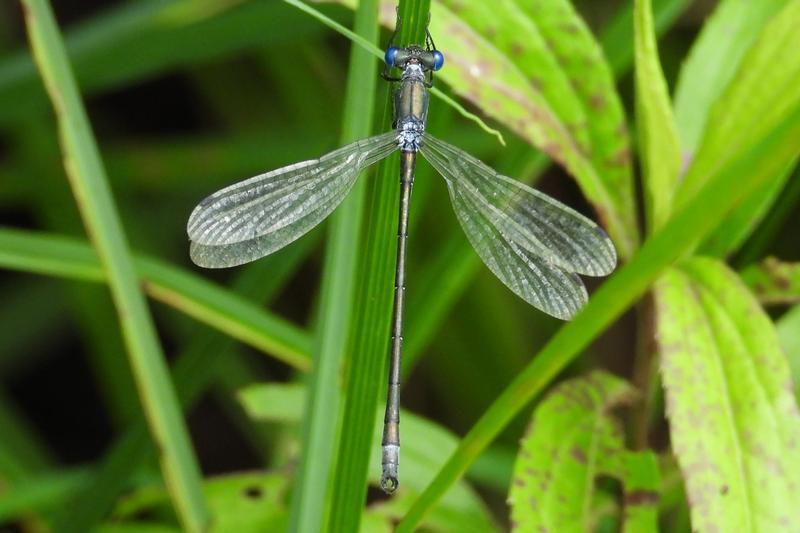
0,0,798,531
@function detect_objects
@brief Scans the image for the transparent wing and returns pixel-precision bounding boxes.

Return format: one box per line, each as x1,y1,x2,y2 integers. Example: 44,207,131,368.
188,131,398,268
420,133,617,319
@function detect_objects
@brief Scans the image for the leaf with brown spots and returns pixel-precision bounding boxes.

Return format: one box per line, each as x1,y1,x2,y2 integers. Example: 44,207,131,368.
654,258,800,532
508,371,659,533
741,257,800,306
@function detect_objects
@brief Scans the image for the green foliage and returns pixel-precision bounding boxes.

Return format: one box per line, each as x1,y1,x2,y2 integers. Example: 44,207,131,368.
654,258,800,531
240,382,499,532
1,0,798,532
634,0,681,231
508,372,659,533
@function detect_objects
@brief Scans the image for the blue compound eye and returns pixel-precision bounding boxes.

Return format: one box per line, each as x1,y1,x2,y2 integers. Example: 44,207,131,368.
432,50,444,71
385,46,399,67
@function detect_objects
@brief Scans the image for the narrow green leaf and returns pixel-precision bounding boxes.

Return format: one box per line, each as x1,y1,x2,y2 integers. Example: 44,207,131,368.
397,93,800,532
600,0,695,76
680,0,800,259
0,468,91,522
508,371,640,532
735,164,800,266
741,258,800,305
654,258,800,531
676,0,800,209
673,0,790,156
700,159,796,257
634,0,681,231
238,383,499,532
289,3,380,526
54,242,314,532
20,1,208,529
0,228,311,370
327,2,430,530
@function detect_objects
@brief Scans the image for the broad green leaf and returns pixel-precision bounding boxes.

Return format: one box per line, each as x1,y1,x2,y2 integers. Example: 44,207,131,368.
508,371,657,533
676,0,800,209
673,0,790,156
634,0,681,231
654,258,800,531
323,0,639,259
238,383,499,532
741,258,800,305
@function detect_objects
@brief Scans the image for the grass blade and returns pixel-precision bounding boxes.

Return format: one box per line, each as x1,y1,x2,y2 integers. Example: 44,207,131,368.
673,0,790,156
288,0,381,530
634,0,681,232
396,100,800,531
326,1,429,529
0,228,312,370
20,1,210,529
52,238,315,531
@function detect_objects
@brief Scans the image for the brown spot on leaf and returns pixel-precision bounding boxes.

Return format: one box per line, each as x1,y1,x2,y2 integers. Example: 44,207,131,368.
562,23,579,34
720,484,729,495
510,42,524,57
571,446,587,464
625,489,659,506
590,92,606,110
610,147,631,167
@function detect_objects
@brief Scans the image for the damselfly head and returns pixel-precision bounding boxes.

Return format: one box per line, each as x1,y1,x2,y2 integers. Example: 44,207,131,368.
384,45,444,72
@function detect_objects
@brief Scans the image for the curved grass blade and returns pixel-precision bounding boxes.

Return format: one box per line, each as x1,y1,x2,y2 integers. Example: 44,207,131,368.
655,258,800,530
395,99,800,531
21,1,209,529
0,228,311,370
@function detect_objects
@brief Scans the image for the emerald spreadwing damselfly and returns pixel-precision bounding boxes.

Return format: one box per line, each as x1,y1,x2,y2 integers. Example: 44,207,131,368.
187,21,616,494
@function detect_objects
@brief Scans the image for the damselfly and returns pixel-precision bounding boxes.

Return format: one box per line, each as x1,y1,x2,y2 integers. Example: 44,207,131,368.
187,23,616,494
